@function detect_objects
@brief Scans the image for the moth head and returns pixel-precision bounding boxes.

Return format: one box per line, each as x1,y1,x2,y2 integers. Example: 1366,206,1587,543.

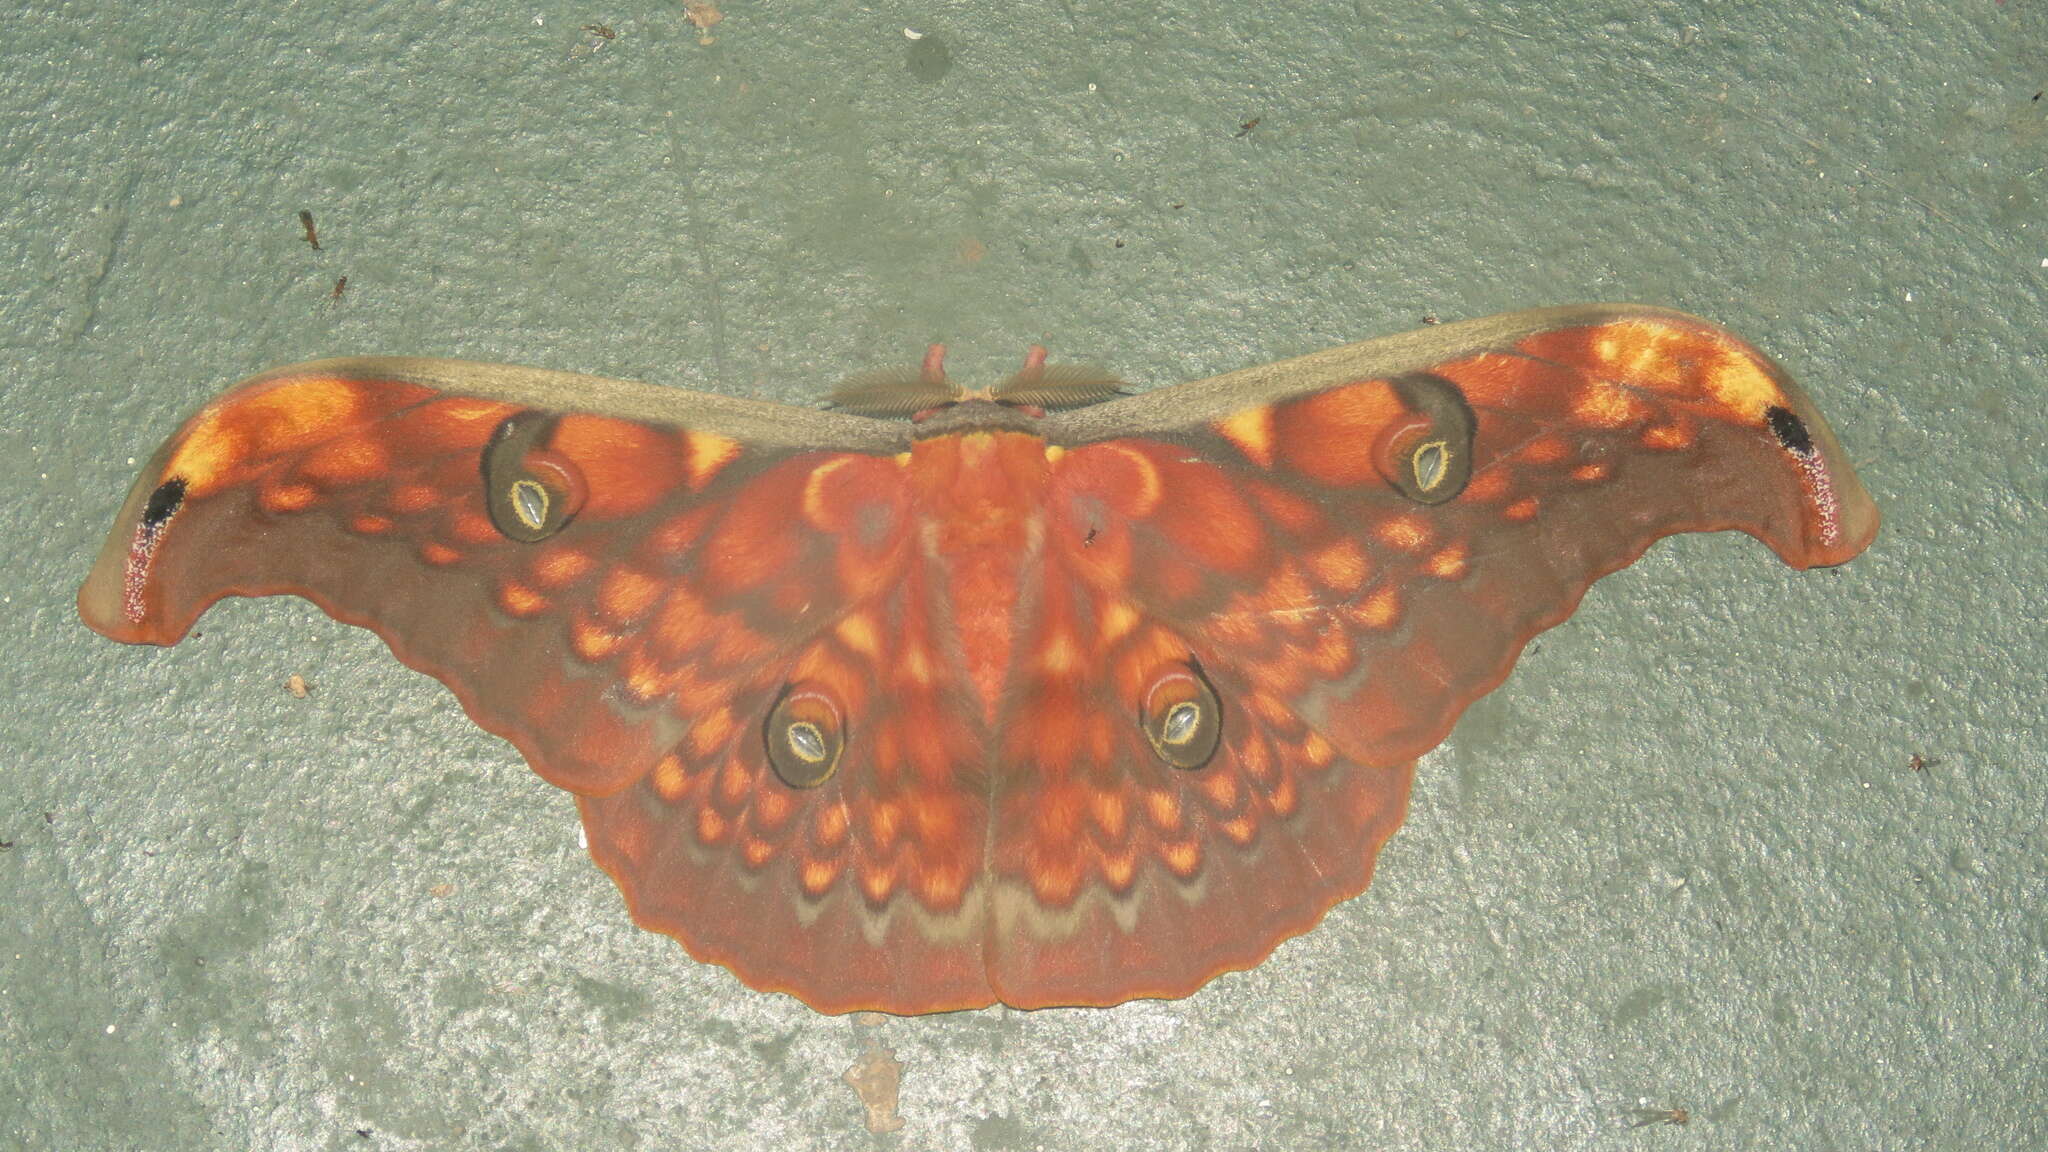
828,343,1125,421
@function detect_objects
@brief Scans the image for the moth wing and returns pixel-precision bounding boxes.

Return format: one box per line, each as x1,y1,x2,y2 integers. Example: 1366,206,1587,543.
81,357,996,1011
981,305,1878,1006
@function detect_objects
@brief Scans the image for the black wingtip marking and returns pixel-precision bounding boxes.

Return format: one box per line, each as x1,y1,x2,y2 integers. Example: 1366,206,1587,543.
142,477,188,529
1766,405,1814,456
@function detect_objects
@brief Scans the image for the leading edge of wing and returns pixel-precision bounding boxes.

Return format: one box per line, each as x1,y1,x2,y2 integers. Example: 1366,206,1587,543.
241,356,911,453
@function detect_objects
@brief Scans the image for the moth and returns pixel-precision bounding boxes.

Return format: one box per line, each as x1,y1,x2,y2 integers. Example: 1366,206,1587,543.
79,305,1878,1014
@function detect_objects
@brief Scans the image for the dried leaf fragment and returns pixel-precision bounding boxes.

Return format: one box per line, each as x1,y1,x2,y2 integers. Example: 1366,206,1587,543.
683,1,721,43
843,1031,906,1134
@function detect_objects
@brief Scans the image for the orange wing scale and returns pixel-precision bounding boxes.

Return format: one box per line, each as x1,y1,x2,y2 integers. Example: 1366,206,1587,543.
80,310,1877,1013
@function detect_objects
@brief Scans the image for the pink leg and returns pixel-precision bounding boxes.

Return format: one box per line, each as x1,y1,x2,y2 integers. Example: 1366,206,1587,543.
1016,344,1048,382
920,343,949,386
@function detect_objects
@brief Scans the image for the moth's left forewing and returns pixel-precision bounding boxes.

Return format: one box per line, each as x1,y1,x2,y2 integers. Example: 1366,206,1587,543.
79,356,907,791
81,354,897,639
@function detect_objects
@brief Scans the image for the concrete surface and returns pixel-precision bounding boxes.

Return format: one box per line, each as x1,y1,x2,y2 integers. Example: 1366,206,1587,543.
2,1,2042,1149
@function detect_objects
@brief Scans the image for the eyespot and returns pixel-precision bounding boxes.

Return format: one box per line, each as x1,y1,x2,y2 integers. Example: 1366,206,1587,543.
1766,405,1814,456
764,685,846,789
509,479,550,531
786,721,828,763
142,477,188,530
482,413,587,542
1140,663,1223,770
1410,438,1450,493
1374,373,1474,505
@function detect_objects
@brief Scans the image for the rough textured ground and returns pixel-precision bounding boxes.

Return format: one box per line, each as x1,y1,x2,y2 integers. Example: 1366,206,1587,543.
2,1,2042,1149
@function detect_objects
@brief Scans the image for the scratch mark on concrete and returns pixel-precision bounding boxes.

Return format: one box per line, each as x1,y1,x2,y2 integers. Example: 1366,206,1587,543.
71,173,143,339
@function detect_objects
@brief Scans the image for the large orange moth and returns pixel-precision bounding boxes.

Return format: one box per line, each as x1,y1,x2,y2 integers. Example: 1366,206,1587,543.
81,306,1877,1013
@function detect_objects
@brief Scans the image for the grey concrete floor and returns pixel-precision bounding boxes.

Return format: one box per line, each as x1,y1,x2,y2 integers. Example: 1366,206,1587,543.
2,1,2042,1149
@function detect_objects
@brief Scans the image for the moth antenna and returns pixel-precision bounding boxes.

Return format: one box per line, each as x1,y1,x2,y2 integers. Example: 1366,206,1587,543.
993,361,1128,411
826,343,964,417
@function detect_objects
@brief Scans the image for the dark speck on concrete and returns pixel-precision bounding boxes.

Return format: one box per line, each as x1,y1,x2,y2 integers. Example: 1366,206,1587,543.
907,34,953,83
